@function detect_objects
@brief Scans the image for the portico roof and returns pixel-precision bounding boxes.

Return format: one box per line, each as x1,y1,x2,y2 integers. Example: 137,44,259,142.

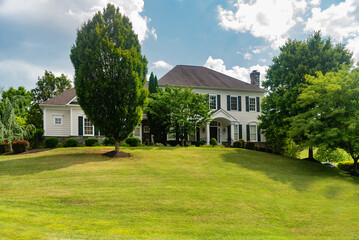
211,109,239,123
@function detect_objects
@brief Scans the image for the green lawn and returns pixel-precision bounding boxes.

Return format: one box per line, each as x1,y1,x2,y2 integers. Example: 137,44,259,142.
0,147,358,239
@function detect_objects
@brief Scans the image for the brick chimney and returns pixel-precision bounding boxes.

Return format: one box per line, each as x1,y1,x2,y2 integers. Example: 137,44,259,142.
250,70,260,87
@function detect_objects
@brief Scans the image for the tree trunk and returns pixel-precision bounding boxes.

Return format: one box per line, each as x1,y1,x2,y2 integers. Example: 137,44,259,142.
181,138,185,147
308,147,314,160
354,158,358,172
115,139,120,153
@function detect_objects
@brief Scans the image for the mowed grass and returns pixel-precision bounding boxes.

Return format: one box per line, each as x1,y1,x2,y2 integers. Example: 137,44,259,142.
0,147,359,239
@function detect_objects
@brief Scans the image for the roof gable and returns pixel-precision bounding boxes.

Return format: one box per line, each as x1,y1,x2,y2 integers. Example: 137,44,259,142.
41,88,76,105
158,65,264,91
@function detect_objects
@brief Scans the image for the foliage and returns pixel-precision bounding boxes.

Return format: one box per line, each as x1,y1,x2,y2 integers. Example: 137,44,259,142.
0,98,35,142
12,140,30,153
45,137,58,148
0,142,10,153
192,140,205,147
31,70,72,103
2,86,33,121
148,72,158,94
70,4,148,153
63,138,78,148
337,162,354,171
315,148,351,163
259,32,353,154
290,68,359,171
26,103,43,129
29,129,44,149
125,137,141,147
147,85,212,146
103,137,115,146
233,139,245,148
245,141,255,150
85,138,98,146
210,138,217,147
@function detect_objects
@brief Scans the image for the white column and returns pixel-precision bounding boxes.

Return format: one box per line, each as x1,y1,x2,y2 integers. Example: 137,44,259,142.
70,108,73,136
230,123,235,145
206,122,210,145
43,108,47,136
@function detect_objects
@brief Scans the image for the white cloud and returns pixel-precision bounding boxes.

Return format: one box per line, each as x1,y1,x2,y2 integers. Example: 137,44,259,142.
153,61,173,70
347,37,359,63
244,53,252,60
0,0,155,42
204,56,268,83
217,0,309,49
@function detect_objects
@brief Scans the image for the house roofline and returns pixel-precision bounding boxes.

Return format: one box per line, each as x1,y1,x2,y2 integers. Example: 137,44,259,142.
158,84,266,93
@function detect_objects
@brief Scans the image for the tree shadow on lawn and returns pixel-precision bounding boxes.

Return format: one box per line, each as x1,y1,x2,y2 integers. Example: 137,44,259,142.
222,149,359,193
0,148,111,176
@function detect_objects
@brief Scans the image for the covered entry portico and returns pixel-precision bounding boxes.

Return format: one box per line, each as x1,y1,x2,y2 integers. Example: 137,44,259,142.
205,109,239,146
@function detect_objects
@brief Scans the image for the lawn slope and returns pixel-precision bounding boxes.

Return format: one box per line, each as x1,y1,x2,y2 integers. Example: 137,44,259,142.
0,147,358,239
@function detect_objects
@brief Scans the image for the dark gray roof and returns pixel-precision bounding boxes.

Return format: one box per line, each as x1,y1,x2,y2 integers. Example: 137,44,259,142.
159,65,264,91
41,88,76,105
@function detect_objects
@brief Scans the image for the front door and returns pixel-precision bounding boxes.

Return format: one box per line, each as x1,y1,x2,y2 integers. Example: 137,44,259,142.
210,126,217,140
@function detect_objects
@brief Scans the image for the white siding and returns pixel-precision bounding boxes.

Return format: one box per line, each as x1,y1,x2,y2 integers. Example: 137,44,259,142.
71,107,85,136
45,108,71,137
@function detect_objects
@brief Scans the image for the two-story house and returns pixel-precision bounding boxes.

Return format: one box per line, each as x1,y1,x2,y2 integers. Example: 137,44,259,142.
40,65,265,145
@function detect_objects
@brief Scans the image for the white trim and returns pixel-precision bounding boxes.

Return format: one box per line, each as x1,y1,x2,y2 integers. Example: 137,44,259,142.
70,108,73,135
209,94,217,110
83,116,95,136
66,96,77,105
249,124,257,142
133,123,142,142
53,115,63,125
230,95,238,111
249,96,256,112
43,108,47,136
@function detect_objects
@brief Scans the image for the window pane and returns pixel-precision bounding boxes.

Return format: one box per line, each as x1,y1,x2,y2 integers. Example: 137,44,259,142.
55,118,62,125
84,118,93,135
134,125,141,136
231,97,237,110
209,95,216,110
234,125,239,140
249,97,256,111
250,125,257,141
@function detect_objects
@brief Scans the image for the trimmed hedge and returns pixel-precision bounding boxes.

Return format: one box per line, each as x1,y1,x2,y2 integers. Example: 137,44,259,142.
233,139,245,148
103,137,115,146
210,138,217,147
64,138,78,147
125,137,141,147
0,142,11,153
29,129,44,149
45,137,58,148
337,161,353,171
245,141,255,150
85,138,98,146
12,140,30,153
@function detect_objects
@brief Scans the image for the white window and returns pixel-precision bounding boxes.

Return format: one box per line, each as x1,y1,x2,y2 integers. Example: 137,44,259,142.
209,95,217,110
234,124,239,141
134,124,141,138
250,125,257,142
231,96,237,111
54,116,63,125
167,128,176,141
143,126,150,133
84,118,94,136
249,97,256,112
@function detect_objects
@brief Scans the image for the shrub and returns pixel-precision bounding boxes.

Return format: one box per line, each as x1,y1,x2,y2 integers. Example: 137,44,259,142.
233,139,245,148
45,137,58,148
94,142,102,146
193,140,205,147
29,129,44,149
103,137,115,146
254,144,260,151
210,138,217,147
337,161,354,171
125,137,141,147
315,148,351,163
245,141,255,150
85,138,98,146
63,138,78,147
266,147,274,153
12,140,30,153
155,143,164,147
0,142,11,153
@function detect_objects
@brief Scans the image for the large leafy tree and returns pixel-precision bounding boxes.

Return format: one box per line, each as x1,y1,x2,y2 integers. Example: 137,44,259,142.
2,86,32,123
147,85,212,146
291,68,359,171
259,32,353,157
31,70,72,103
70,4,148,154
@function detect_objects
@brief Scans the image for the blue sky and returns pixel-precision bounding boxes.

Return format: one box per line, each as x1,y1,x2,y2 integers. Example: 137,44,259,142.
0,0,358,90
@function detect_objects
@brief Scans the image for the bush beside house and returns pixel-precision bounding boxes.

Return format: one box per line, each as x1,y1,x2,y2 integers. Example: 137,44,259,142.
0,142,11,153
12,140,30,153
45,137,58,148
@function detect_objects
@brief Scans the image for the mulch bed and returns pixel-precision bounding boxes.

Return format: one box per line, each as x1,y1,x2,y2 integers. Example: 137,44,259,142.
102,150,131,158
1,148,52,156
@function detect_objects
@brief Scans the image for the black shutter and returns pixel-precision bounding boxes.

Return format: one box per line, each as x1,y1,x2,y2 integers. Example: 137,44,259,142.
94,127,99,136
217,95,221,109
246,124,250,141
196,127,200,141
239,124,242,139
246,96,249,112
227,125,231,141
238,96,242,111
256,97,260,112
227,95,230,111
257,127,261,142
78,116,83,136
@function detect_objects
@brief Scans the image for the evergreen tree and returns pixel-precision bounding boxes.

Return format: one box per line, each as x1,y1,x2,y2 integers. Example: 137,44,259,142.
148,72,158,94
70,4,148,154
